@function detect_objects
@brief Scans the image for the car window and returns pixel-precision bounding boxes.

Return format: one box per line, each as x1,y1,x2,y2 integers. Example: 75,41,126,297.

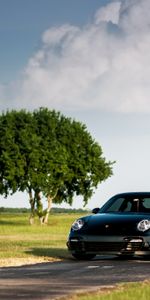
105,197,126,212
140,198,150,210
131,198,150,212
104,196,150,213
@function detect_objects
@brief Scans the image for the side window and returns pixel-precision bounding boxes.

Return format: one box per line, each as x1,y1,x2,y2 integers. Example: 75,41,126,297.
142,198,150,209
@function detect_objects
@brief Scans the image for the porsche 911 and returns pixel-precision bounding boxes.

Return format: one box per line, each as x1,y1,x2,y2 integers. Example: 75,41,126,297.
67,192,150,259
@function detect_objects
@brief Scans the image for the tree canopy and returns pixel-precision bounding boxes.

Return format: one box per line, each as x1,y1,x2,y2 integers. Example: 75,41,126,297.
0,108,114,223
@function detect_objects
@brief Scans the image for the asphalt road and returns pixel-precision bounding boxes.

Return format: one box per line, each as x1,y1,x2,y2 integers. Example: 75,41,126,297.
0,256,150,300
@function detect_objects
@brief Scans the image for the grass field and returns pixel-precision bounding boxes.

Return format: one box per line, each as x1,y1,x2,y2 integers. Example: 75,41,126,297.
0,212,150,299
67,281,150,300
0,212,83,262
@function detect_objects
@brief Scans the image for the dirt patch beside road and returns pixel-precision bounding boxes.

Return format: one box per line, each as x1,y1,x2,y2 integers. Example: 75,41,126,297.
0,257,61,267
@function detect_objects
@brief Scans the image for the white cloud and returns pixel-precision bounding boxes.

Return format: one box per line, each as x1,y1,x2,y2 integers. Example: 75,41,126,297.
1,0,150,113
119,0,150,34
94,1,121,24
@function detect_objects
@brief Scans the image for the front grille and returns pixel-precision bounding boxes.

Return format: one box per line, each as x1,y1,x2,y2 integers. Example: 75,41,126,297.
69,240,144,253
85,241,126,252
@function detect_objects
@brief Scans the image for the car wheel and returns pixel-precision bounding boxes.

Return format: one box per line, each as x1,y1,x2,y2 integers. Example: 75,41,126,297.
72,252,96,260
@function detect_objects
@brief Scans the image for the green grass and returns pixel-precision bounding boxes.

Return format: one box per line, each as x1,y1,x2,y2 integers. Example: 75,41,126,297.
0,212,84,260
67,281,150,300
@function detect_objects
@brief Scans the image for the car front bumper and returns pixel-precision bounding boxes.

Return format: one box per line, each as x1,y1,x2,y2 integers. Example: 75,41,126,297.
67,234,150,256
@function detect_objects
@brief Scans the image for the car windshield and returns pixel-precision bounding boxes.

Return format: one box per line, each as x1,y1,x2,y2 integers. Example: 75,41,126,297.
100,195,150,213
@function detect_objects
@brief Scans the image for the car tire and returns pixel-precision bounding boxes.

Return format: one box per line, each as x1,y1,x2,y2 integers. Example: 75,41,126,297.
72,252,96,260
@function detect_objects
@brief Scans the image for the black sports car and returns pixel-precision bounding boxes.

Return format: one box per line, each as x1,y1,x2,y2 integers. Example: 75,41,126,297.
67,192,150,259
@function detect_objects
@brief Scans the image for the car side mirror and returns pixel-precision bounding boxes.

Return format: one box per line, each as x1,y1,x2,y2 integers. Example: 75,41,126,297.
92,207,100,214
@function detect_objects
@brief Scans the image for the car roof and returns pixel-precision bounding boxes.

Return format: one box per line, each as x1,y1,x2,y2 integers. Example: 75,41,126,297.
113,192,150,197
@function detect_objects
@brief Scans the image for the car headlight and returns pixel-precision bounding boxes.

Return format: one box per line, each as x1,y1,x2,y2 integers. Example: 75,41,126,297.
71,219,84,231
137,219,150,232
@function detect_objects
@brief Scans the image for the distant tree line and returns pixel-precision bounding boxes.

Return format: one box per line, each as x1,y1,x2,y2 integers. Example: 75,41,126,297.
0,207,90,214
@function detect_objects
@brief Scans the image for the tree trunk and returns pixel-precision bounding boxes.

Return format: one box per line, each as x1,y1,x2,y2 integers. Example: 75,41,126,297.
43,195,53,224
29,190,35,225
36,190,44,225
29,189,57,225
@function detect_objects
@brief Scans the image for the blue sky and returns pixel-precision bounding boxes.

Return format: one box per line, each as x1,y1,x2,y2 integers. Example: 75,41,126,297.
1,0,150,209
0,0,109,83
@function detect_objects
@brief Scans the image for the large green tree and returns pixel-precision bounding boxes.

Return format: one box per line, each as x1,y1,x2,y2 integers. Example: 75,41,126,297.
0,108,114,223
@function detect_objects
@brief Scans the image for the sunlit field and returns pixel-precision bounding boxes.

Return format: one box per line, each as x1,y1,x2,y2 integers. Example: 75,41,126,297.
67,281,150,300
0,212,84,261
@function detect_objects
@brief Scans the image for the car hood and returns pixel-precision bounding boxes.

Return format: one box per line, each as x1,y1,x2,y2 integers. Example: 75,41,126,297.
82,213,150,235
